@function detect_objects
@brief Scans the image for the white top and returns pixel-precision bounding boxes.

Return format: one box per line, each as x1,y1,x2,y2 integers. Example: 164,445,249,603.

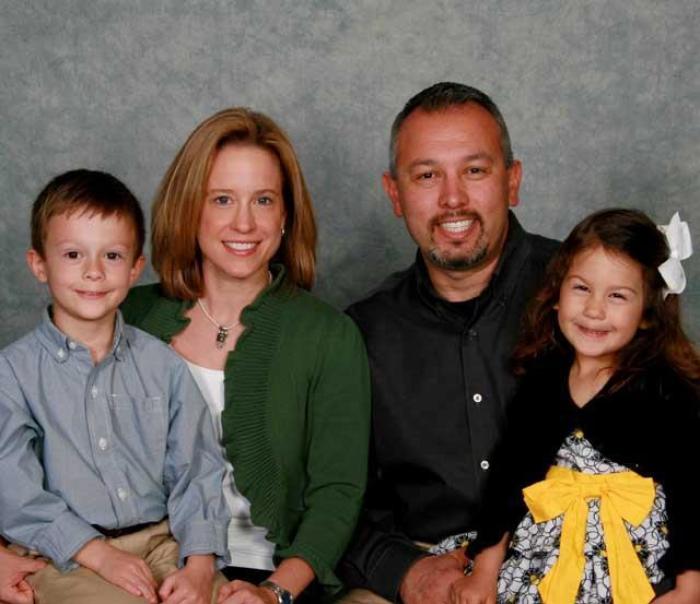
186,360,276,570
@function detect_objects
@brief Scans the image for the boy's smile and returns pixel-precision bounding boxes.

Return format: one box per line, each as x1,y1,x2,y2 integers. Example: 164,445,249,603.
27,211,144,344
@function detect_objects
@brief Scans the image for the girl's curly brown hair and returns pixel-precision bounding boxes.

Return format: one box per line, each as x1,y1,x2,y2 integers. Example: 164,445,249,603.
513,209,700,389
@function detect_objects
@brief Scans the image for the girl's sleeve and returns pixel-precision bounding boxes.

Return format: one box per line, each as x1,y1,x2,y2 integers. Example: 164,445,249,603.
656,375,700,575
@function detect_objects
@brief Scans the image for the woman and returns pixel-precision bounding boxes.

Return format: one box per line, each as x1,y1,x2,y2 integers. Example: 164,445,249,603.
122,108,370,603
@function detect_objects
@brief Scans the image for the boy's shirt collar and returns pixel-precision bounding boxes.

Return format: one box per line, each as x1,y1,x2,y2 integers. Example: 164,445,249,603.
36,308,129,364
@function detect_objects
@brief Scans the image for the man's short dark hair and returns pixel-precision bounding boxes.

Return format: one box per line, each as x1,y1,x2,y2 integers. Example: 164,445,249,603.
389,82,514,175
31,169,145,259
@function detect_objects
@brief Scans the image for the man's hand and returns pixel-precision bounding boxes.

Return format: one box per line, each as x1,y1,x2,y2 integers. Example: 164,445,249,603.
159,554,216,604
74,539,158,603
0,546,45,604
399,549,467,604
448,569,497,604
216,580,277,604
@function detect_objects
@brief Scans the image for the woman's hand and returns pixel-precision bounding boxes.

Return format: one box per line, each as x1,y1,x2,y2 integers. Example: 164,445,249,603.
159,554,216,604
653,570,700,603
216,580,277,604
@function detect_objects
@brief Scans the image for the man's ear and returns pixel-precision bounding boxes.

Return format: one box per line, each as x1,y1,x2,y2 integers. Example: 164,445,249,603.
382,171,403,218
507,160,522,208
26,249,48,283
129,255,146,286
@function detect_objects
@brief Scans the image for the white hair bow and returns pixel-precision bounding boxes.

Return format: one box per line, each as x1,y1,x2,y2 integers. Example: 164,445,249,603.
657,212,693,298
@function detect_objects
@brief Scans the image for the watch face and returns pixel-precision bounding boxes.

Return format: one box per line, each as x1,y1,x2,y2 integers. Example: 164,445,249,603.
280,593,293,604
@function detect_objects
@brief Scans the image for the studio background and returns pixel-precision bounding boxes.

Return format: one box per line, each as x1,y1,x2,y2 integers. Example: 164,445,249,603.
2,0,698,345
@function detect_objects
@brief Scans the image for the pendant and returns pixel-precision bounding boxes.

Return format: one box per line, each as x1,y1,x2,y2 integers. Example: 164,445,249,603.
216,326,229,349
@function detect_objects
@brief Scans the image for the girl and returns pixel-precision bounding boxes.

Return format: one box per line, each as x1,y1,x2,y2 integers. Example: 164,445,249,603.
449,209,700,604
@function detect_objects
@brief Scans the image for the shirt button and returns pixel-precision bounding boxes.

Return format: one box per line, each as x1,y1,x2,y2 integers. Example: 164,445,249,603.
117,488,128,501
91,386,99,398
480,459,490,471
57,349,66,359
468,329,477,339
473,393,483,404
98,437,108,451
68,341,77,350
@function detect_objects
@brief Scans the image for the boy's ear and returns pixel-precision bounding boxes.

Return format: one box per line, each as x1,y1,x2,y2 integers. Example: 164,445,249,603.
26,249,48,283
129,255,146,286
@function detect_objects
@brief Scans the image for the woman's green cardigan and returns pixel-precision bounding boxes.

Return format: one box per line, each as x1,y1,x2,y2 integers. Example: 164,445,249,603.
121,268,371,593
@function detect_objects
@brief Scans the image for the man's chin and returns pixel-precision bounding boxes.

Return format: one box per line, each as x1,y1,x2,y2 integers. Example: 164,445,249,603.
426,246,488,271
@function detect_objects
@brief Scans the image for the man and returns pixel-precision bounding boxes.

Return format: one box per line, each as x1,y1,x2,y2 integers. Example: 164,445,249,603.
338,82,558,604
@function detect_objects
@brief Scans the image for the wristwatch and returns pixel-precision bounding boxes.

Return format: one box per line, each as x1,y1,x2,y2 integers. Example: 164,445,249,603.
259,580,294,604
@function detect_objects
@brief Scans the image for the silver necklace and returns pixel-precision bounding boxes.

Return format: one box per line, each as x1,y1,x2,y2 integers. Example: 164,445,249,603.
197,271,273,349
197,299,239,349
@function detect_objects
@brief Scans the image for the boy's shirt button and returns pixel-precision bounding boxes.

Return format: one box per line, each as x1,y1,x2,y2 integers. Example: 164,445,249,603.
98,437,108,451
91,386,98,398
68,341,77,350
117,488,128,501
56,348,66,359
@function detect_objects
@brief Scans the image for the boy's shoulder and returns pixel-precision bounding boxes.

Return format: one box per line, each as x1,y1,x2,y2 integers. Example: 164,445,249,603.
0,324,44,366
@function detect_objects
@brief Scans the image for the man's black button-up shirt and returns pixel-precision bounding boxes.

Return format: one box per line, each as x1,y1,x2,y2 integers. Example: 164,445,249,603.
340,213,558,601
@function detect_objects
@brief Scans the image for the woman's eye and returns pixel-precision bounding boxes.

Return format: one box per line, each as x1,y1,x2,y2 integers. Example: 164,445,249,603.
213,195,231,206
256,196,273,206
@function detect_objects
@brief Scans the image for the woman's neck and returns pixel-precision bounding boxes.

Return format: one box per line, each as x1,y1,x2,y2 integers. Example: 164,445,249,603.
199,267,271,324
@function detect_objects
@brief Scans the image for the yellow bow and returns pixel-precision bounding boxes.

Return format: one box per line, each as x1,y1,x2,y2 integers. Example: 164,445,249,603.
522,466,656,604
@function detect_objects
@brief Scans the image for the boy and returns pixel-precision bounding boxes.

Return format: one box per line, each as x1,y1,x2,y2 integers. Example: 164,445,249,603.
0,170,230,604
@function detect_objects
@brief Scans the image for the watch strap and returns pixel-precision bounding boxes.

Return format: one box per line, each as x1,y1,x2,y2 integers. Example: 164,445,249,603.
259,580,294,604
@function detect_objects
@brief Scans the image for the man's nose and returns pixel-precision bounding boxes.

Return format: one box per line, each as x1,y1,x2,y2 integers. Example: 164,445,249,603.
438,173,468,209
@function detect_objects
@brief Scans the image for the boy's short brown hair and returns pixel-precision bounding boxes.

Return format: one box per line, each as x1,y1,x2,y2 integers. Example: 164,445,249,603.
31,169,145,259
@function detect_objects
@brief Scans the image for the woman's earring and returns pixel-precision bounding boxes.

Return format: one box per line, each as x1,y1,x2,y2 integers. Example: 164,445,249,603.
281,226,286,236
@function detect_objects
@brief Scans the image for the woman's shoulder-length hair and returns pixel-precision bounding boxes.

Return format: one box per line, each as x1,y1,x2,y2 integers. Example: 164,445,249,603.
151,107,317,299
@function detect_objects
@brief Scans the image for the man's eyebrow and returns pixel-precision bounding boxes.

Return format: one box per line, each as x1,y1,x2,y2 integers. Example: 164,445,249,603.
406,152,495,170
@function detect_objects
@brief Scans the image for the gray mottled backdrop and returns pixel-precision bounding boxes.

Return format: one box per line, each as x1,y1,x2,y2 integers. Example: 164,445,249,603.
2,0,699,345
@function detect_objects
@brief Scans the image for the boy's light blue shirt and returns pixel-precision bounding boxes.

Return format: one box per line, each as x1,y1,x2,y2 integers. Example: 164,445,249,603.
0,310,230,571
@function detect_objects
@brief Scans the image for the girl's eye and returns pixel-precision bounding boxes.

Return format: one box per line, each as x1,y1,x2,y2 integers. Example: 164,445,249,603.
573,283,589,292
64,251,80,260
105,252,123,261
610,292,627,301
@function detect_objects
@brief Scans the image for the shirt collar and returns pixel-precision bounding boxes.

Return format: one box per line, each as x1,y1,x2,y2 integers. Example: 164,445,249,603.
36,308,129,363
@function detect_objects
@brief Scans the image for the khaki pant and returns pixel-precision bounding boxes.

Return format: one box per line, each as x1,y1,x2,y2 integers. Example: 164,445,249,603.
335,589,392,603
25,521,227,604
